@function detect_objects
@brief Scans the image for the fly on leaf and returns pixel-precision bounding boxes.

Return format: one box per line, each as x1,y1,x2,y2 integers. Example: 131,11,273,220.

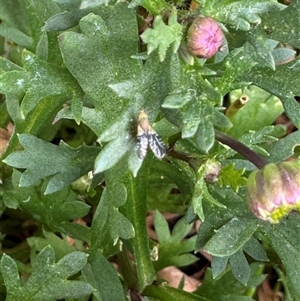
137,110,166,160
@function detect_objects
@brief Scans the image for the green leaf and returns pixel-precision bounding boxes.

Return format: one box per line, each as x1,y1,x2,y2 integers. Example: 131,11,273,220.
195,116,215,153
263,214,300,300
144,284,209,301
27,231,77,260
3,170,91,241
102,52,180,174
0,23,33,49
195,221,216,251
267,131,300,163
36,31,49,60
58,5,141,133
94,134,134,174
163,89,196,109
203,0,285,31
211,256,228,278
242,37,296,67
59,8,179,176
240,125,285,146
167,78,230,152
0,0,61,51
71,94,83,124
192,179,208,221
0,1,29,39
227,86,284,138
59,221,91,244
214,48,257,96
43,2,91,32
281,96,300,130
240,57,300,129
204,218,258,257
147,159,193,214
82,250,127,301
90,188,115,255
171,214,195,242
243,237,269,262
141,10,182,61
1,93,69,162
154,210,171,243
80,0,112,9
182,101,202,139
272,47,296,65
203,186,250,225
129,0,173,15
245,35,276,70
218,163,247,193
0,50,81,115
259,0,300,49
56,106,107,137
182,99,227,152
0,56,23,73
3,134,99,194
220,125,286,167
128,147,143,177
195,187,251,254
108,182,127,207
153,212,198,271
195,268,256,301
23,0,62,44
1,246,93,301
94,156,154,270
149,159,194,201
229,250,251,285
110,209,135,241
0,254,22,299
91,182,134,256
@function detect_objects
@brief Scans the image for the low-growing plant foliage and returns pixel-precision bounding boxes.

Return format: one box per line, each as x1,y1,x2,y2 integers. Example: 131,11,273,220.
0,0,300,301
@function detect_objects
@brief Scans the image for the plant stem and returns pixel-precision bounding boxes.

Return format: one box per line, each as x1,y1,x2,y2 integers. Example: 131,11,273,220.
215,130,268,169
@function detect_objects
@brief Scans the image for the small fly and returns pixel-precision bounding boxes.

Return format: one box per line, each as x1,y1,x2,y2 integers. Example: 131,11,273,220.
137,110,166,160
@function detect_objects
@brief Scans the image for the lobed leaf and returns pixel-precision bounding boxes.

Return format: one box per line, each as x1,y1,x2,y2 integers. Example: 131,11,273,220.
141,10,183,62
3,169,91,241
202,0,285,31
3,134,99,194
240,57,300,129
263,214,300,300
218,163,247,193
1,246,92,301
0,50,81,116
258,0,300,49
58,5,141,134
153,212,198,271
82,250,127,301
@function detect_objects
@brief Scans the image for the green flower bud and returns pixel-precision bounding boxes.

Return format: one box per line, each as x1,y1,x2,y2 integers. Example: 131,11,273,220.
187,17,224,58
247,162,300,223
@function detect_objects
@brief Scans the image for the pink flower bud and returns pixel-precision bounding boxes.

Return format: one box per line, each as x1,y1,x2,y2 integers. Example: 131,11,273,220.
204,160,221,183
187,17,224,58
247,162,300,223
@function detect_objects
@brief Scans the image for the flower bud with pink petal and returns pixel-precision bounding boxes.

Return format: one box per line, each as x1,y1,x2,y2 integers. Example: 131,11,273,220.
187,17,224,58
247,162,300,223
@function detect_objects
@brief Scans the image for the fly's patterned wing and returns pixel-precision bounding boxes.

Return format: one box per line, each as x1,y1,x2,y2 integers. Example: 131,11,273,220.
148,130,166,159
137,131,148,160
136,110,166,160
